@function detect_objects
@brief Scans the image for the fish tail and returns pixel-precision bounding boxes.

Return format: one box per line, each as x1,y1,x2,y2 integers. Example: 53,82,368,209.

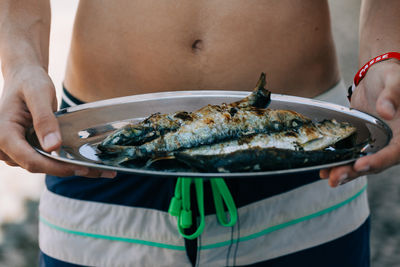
236,73,271,109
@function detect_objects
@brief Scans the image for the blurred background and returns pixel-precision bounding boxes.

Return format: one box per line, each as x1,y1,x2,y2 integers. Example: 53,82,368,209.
0,0,399,266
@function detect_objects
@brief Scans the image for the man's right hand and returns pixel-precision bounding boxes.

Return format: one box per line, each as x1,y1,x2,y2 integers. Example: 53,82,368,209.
0,65,116,178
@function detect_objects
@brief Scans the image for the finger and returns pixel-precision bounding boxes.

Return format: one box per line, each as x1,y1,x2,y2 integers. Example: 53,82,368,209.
1,132,88,176
98,170,117,178
319,168,330,179
376,75,400,120
5,160,19,167
1,131,116,178
77,168,117,179
353,141,400,174
24,82,61,152
0,150,15,163
0,123,117,178
327,165,359,188
0,149,19,167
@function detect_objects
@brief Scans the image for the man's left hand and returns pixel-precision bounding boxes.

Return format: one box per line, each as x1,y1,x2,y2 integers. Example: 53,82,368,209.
320,59,400,187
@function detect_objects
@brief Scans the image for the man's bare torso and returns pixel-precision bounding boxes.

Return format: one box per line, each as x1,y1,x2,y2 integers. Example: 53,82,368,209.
64,0,339,102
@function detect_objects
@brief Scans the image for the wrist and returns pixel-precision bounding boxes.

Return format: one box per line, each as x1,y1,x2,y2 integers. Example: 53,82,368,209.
1,63,51,97
348,52,400,101
1,59,47,81
1,40,48,79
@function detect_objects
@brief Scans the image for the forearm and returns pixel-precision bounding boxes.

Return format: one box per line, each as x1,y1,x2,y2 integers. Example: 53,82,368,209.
359,0,400,65
0,0,51,79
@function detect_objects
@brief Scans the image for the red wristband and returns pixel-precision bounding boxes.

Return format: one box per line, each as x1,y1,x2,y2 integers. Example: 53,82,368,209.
348,52,400,101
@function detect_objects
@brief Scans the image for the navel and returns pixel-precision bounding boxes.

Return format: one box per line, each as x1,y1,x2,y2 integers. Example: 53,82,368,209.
191,39,203,52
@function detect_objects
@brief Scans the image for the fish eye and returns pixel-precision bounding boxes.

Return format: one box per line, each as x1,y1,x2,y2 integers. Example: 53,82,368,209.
229,107,238,116
290,119,303,128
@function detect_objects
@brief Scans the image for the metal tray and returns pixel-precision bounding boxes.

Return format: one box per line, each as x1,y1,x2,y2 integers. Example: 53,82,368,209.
26,91,392,178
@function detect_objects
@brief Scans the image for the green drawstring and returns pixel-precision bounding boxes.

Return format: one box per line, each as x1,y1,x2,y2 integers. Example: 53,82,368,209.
168,177,237,239
210,178,238,227
168,177,205,239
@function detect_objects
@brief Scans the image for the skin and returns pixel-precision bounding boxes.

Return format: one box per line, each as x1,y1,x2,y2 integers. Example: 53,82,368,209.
0,0,399,184
320,1,400,187
64,0,338,101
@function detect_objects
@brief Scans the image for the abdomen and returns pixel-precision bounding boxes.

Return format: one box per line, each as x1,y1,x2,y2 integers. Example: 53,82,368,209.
65,0,339,101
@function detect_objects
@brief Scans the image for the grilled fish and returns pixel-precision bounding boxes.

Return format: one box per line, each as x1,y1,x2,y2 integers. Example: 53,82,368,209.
173,120,360,172
97,72,364,172
175,119,356,155
99,73,271,147
98,108,311,162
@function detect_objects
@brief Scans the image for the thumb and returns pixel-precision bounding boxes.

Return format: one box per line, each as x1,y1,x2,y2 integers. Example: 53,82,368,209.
25,83,61,152
376,75,400,120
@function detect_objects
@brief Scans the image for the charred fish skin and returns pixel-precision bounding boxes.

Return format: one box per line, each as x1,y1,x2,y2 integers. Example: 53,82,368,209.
174,146,364,173
98,108,312,161
99,73,271,148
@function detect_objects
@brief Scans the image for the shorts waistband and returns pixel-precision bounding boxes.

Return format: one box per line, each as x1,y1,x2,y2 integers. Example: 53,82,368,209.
61,86,85,107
